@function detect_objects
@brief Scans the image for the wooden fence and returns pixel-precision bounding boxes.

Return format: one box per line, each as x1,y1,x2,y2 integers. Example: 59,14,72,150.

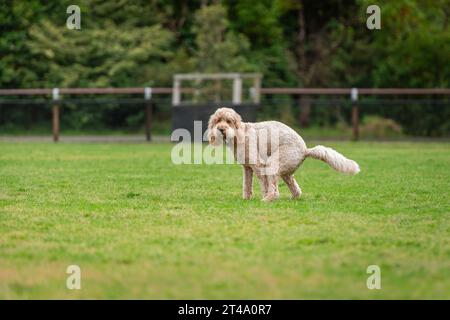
0,87,449,142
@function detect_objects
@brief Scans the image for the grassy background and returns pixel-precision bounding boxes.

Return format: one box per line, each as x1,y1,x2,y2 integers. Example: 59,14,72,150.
0,141,449,299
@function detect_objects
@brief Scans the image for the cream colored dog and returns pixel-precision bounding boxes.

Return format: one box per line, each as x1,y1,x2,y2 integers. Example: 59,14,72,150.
208,107,360,202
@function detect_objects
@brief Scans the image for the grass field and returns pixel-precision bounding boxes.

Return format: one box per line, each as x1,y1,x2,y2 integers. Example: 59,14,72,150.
0,141,449,299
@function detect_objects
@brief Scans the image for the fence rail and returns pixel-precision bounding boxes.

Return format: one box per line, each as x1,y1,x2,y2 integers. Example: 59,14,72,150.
0,87,173,95
1,87,449,142
2,87,449,96
260,88,450,95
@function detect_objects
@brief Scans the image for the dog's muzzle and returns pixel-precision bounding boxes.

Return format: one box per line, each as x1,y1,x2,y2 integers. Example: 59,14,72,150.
218,128,226,140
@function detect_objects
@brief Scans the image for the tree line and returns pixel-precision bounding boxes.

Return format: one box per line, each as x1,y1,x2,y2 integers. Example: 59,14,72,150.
0,0,449,136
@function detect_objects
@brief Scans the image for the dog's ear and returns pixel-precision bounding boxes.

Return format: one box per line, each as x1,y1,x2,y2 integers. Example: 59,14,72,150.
207,113,217,145
230,110,242,129
235,121,246,145
207,129,216,145
207,113,215,130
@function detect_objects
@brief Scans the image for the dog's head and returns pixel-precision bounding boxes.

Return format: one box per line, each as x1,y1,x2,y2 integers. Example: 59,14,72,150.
207,107,242,146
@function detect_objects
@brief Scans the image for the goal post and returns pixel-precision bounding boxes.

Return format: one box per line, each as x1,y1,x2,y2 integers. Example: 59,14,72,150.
171,73,262,141
172,73,262,106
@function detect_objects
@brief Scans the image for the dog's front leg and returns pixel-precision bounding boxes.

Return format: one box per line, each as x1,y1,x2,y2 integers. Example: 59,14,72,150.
262,175,280,202
254,170,268,198
242,166,253,199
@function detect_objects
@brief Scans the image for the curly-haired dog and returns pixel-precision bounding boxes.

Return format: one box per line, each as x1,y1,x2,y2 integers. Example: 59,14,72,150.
208,107,360,202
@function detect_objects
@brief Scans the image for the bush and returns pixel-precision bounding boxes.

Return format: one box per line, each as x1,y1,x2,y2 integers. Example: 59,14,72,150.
361,116,403,138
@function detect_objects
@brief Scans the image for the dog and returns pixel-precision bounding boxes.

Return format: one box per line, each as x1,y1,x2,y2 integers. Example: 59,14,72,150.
207,107,360,202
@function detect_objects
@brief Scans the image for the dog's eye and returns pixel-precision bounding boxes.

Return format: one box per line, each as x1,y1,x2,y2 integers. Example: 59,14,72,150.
226,120,231,124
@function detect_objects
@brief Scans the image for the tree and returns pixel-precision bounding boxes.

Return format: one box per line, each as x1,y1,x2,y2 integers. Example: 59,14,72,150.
0,1,66,88
225,0,296,87
191,3,254,73
332,0,450,135
276,0,359,127
26,0,174,88
189,3,256,102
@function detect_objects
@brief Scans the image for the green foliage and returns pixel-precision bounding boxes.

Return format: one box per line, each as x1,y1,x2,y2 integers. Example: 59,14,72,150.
0,1,64,88
190,4,254,73
226,0,296,86
361,116,403,138
28,21,173,87
0,0,448,136
26,1,174,88
358,0,450,88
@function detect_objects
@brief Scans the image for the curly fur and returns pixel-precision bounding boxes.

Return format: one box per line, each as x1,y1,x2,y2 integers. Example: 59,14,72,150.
208,107,360,202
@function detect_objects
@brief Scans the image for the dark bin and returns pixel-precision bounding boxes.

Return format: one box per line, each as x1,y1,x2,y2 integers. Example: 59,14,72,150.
172,103,259,142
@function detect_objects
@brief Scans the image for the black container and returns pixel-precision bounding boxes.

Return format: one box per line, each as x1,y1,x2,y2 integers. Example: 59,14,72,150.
172,103,259,142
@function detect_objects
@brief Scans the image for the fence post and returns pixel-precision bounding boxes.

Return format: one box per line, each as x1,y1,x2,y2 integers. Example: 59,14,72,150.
144,87,152,142
172,78,181,106
299,95,312,127
52,88,60,142
232,75,242,105
351,88,359,141
253,75,261,104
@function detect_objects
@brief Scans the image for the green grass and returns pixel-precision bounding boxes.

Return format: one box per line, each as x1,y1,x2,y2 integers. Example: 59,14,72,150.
0,141,449,299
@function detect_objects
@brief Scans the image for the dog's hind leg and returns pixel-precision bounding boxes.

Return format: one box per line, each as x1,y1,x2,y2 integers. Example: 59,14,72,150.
258,150,282,202
274,178,280,198
262,174,280,202
282,174,302,199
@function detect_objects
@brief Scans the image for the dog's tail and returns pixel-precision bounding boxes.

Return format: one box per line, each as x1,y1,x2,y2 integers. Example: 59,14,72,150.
305,145,360,175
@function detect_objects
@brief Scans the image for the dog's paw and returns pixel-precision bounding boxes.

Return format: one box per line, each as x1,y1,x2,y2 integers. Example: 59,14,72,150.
291,190,302,200
243,193,252,200
262,194,276,202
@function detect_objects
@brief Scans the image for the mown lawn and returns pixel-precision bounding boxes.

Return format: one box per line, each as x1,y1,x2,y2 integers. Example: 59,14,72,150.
0,141,449,299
